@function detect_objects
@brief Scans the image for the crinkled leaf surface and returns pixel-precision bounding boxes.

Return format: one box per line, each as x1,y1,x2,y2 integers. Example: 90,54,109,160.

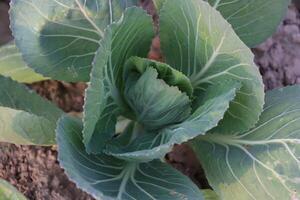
0,179,27,200
83,7,154,153
124,67,191,131
205,0,289,47
0,76,63,145
159,0,264,133
10,0,138,81
57,115,204,200
0,42,47,83
105,81,240,162
190,85,300,200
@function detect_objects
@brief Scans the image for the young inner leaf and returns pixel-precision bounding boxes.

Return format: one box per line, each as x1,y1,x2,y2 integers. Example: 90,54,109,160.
122,57,193,131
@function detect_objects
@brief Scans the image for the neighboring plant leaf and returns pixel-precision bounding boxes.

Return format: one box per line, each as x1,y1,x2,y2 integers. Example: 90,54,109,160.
0,76,63,145
0,107,56,145
10,0,138,82
0,179,27,200
204,0,290,47
190,85,300,200
105,81,240,162
0,42,48,83
83,7,154,153
159,0,264,133
57,115,204,200
202,189,220,200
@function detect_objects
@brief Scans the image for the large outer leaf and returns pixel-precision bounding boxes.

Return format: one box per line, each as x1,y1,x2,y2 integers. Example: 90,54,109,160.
10,0,137,82
83,7,154,153
205,0,289,47
159,0,264,133
0,76,63,145
105,81,240,162
154,0,289,47
0,179,27,200
190,85,300,200
0,42,47,83
57,115,204,200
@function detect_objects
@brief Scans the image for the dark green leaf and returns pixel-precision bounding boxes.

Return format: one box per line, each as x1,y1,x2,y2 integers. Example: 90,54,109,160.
105,81,240,162
159,0,264,133
10,0,138,81
205,0,290,47
57,115,204,200
124,61,191,130
83,7,154,153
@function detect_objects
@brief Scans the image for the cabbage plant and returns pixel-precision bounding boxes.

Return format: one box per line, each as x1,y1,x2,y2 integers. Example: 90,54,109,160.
0,0,298,199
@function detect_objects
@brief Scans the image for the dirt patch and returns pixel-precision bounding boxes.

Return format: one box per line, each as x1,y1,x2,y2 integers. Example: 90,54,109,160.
0,1,300,200
0,144,93,200
29,81,86,113
254,4,300,90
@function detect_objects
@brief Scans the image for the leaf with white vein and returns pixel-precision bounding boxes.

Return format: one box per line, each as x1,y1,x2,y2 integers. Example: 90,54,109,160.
83,7,154,154
0,179,27,200
205,0,290,47
57,115,205,200
0,75,63,145
0,42,47,83
10,0,138,81
105,81,239,162
190,85,300,200
159,0,264,133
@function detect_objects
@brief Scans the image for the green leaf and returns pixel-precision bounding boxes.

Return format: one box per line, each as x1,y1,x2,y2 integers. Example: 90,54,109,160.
83,7,154,153
0,42,48,83
190,85,300,200
202,189,220,200
57,115,204,200
0,76,63,145
105,81,240,162
10,0,138,82
0,179,27,200
124,59,192,130
152,0,165,11
159,0,264,133
124,57,193,98
205,0,290,47
0,107,56,145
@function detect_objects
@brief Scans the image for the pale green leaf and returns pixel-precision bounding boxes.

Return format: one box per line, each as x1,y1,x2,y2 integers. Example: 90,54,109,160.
0,179,27,200
0,75,63,145
205,0,290,47
0,107,56,145
57,115,204,200
159,0,264,133
10,0,138,81
190,85,300,200
83,7,154,153
202,189,220,200
105,81,240,162
0,42,48,83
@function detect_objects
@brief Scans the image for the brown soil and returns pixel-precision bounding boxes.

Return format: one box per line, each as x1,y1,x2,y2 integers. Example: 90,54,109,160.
0,1,300,200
